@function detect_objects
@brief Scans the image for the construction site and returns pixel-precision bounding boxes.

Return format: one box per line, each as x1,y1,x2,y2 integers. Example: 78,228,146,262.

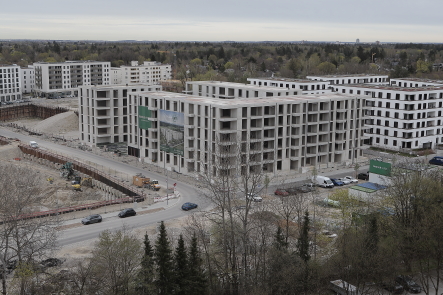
0,99,179,223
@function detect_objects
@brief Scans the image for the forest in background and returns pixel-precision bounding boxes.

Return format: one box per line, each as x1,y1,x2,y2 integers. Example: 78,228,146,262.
1,41,443,87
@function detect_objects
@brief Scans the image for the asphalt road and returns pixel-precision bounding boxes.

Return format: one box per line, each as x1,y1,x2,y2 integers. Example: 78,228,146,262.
0,127,206,246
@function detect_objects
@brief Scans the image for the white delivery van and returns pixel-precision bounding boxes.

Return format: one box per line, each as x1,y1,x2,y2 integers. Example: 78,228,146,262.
29,141,39,148
312,175,334,188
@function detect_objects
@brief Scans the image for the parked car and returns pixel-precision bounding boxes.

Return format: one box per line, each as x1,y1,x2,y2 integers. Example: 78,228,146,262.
81,214,102,225
246,193,262,202
274,188,289,196
118,208,137,218
330,178,344,186
181,202,198,211
343,176,358,183
40,258,63,268
357,172,369,180
338,178,351,185
296,183,315,193
287,188,299,195
380,281,404,294
395,275,422,293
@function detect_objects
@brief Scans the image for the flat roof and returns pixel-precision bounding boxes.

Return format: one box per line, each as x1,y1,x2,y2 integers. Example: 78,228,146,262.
335,83,443,92
307,74,388,78
248,77,328,84
391,77,443,84
133,91,365,106
186,81,287,91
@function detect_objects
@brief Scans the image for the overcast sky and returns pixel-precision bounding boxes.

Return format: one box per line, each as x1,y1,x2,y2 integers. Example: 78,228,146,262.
1,0,442,42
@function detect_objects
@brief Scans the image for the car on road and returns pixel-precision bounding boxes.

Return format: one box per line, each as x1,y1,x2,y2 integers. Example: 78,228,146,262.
118,208,137,218
181,202,198,211
343,176,358,183
246,193,263,202
338,178,351,185
429,156,443,166
330,178,344,186
357,172,369,180
81,214,102,225
395,275,422,293
380,281,404,294
274,189,289,196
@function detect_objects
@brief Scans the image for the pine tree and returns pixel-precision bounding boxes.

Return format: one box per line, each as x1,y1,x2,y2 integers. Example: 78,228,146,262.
154,221,175,295
174,235,189,295
297,211,310,263
136,233,155,294
187,233,207,295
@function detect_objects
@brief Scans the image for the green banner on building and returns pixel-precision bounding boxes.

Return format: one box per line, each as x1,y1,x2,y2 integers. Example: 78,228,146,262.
369,160,391,176
138,106,152,130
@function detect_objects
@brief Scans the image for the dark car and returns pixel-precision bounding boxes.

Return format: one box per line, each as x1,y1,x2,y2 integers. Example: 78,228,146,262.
118,208,137,218
429,156,443,166
40,258,63,268
274,189,289,196
381,281,404,294
181,202,198,211
296,183,315,193
330,178,344,186
81,214,102,225
395,275,421,293
358,172,369,180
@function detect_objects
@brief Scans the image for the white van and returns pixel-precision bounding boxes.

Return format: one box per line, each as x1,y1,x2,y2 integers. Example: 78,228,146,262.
29,141,39,148
312,175,334,188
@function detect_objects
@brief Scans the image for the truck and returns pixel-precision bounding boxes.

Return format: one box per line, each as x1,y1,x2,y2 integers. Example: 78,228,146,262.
312,175,334,188
132,175,161,191
329,279,360,295
29,141,39,148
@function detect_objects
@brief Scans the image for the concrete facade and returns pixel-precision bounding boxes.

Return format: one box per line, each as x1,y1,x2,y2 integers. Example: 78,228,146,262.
78,84,162,146
126,89,368,177
0,64,21,102
333,83,443,150
20,67,35,95
32,60,111,98
183,81,298,98
306,74,389,85
247,77,331,94
113,61,172,85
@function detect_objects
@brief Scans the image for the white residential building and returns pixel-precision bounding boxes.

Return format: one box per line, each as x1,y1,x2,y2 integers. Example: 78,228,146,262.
183,81,298,98
78,84,162,146
333,83,443,150
306,74,388,85
0,64,21,102
32,60,111,98
247,77,331,94
125,90,368,176
20,67,35,95
390,78,443,88
115,61,172,86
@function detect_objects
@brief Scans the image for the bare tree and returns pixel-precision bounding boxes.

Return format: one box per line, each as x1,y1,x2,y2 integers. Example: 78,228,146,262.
0,163,60,295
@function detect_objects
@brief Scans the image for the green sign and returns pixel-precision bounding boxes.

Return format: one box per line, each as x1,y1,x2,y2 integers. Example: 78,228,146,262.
369,160,391,176
138,106,152,130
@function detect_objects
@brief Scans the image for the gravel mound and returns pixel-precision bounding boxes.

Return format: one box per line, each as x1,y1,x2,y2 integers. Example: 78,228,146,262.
34,111,79,136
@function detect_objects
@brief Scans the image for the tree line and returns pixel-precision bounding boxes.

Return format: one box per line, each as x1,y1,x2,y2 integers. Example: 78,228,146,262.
1,41,443,86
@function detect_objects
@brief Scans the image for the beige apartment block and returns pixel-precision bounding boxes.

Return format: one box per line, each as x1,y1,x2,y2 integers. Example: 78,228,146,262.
0,64,21,102
33,60,111,98
126,90,368,177
79,84,162,146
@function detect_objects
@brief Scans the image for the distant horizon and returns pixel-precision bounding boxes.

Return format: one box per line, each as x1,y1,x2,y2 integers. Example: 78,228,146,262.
1,39,442,45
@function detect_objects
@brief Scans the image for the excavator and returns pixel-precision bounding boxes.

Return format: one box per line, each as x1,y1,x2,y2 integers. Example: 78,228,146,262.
71,176,93,191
